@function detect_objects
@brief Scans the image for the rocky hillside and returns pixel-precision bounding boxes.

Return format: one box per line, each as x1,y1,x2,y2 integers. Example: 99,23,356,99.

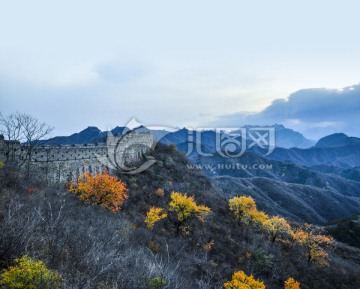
213,175,360,224
1,143,360,289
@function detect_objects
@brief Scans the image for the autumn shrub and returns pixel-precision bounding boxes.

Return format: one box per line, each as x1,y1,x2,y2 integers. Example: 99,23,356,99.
223,270,266,289
203,240,214,253
69,172,128,213
168,191,211,234
284,277,301,289
263,216,293,244
293,224,333,266
155,188,165,198
145,207,167,229
229,196,268,226
169,192,211,222
0,255,61,289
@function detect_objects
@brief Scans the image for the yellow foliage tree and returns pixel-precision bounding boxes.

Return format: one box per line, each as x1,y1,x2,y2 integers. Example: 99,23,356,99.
284,277,301,289
169,192,211,222
145,207,168,229
0,161,4,169
223,270,266,289
169,192,211,233
229,196,268,226
69,172,128,213
263,216,293,243
252,211,268,224
293,224,333,266
0,255,61,289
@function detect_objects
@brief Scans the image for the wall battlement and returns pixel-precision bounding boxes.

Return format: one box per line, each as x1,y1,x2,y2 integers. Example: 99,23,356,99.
0,131,154,183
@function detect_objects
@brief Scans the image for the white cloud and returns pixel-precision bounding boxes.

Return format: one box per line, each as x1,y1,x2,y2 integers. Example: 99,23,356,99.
212,84,360,139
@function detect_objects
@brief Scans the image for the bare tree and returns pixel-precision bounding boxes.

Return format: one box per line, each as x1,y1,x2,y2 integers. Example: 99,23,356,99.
0,112,23,141
0,112,23,162
0,112,54,177
19,113,54,178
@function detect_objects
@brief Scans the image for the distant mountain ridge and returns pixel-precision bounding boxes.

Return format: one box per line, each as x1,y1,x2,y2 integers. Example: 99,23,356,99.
40,126,127,145
233,124,315,149
159,124,315,149
266,133,360,168
315,133,360,148
273,124,316,148
41,126,360,170
42,124,315,149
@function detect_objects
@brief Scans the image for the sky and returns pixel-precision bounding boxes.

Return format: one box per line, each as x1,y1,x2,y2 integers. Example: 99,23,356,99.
0,0,360,140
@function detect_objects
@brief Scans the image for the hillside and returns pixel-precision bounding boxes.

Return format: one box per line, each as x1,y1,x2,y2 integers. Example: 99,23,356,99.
326,215,360,248
1,143,360,288
175,147,360,224
213,175,360,224
41,126,360,235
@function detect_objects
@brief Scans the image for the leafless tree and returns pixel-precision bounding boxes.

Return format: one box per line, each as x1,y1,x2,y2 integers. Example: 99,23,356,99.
0,112,23,141
0,112,54,177
0,112,23,162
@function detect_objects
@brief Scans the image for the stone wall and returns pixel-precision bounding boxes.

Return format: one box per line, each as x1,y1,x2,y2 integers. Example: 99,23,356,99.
0,131,153,183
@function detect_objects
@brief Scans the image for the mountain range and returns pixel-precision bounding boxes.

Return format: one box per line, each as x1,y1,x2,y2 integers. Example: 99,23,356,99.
40,125,360,224
41,126,127,145
265,133,360,168
42,124,315,148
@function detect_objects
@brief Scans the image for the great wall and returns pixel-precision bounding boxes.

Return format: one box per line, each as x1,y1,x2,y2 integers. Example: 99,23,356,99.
0,131,154,183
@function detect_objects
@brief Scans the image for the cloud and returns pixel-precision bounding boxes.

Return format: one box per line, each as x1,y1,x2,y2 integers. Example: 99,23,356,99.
94,62,148,84
0,58,231,136
212,84,360,139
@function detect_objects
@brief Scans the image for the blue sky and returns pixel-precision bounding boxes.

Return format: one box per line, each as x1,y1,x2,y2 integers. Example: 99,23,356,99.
0,0,360,139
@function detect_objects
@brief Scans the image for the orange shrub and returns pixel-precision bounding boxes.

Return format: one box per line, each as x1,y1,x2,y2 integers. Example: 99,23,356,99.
155,188,165,198
69,172,128,213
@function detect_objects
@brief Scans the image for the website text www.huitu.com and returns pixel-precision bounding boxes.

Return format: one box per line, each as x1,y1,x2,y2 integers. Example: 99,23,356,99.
187,163,273,170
